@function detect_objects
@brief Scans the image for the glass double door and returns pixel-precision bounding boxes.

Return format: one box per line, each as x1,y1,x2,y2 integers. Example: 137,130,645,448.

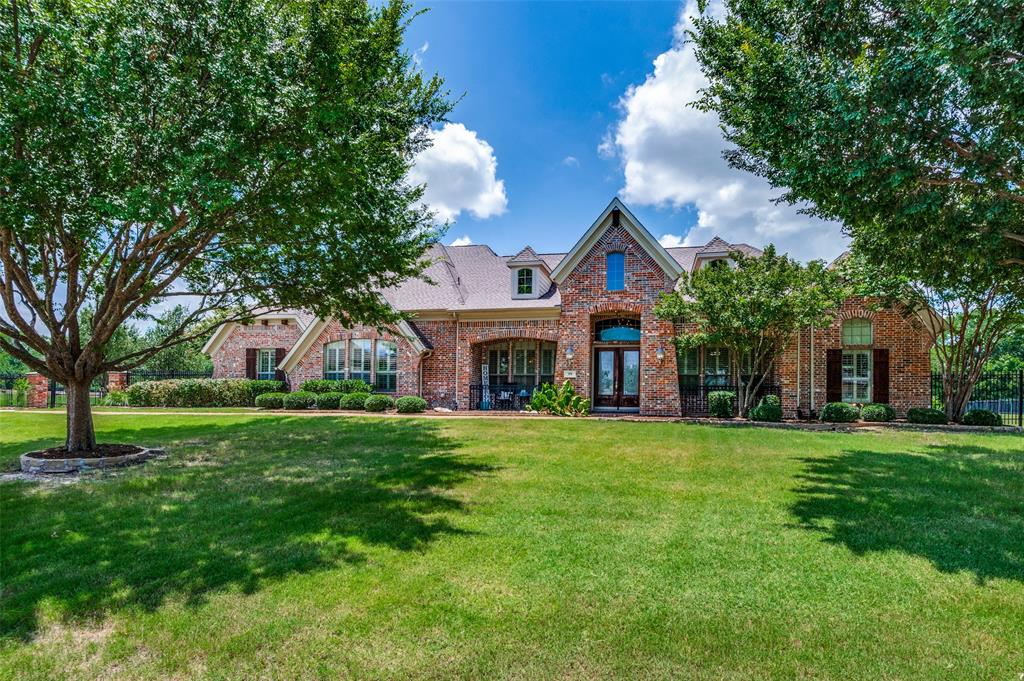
593,347,640,409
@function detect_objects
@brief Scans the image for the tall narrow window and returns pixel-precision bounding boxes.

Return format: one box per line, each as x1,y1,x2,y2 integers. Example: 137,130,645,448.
323,341,346,380
512,342,536,387
704,347,730,387
488,348,509,385
517,268,533,295
375,341,397,393
540,344,556,385
257,348,276,381
349,339,372,383
606,252,625,291
842,351,872,402
677,347,700,388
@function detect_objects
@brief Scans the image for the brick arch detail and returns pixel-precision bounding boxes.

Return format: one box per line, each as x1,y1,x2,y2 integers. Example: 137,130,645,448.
587,301,645,317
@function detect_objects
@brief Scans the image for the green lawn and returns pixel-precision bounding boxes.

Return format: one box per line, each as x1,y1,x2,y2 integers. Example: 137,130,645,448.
1,412,1021,680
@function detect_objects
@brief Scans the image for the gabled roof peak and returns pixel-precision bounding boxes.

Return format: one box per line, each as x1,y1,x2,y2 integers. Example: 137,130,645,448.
508,245,541,264
698,236,733,254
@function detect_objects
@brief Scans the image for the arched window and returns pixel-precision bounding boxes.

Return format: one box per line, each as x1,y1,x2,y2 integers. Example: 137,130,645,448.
842,318,872,346
517,268,533,295
323,341,346,380
606,252,625,291
595,317,641,342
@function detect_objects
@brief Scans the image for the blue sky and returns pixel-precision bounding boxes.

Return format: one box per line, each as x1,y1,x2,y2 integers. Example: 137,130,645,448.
404,1,847,263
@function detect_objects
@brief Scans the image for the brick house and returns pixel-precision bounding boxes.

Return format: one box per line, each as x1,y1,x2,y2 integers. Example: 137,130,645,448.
203,199,933,417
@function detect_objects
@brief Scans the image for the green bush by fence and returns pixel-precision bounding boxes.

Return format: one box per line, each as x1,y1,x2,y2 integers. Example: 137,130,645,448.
821,402,860,423
708,391,735,419
126,379,285,407
299,379,374,394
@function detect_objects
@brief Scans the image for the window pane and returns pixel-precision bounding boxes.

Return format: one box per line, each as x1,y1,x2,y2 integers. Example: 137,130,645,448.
597,351,614,395
323,341,345,380
677,348,699,375
842,319,872,345
841,350,872,403
350,339,372,382
517,268,533,295
258,348,276,380
606,252,625,291
704,347,730,386
622,350,639,396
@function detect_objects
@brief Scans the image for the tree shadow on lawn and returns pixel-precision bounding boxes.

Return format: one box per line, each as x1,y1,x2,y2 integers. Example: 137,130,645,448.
790,443,1024,584
1,417,495,640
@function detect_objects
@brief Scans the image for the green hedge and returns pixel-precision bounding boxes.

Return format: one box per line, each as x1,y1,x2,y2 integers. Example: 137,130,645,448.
340,392,370,410
708,391,735,419
860,403,895,422
282,391,317,410
315,392,344,409
364,394,395,412
906,407,948,424
749,394,782,422
299,379,374,394
395,396,428,413
126,378,285,407
255,392,286,409
821,402,860,423
962,409,1001,426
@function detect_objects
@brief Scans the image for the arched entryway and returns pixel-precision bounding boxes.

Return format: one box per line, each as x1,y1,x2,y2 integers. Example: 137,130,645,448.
591,316,641,412
469,338,557,410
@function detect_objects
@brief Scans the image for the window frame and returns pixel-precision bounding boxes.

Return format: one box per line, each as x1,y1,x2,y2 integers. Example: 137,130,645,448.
516,268,534,296
374,340,398,393
841,349,872,403
703,346,731,387
349,339,373,384
606,251,625,291
323,340,346,381
842,318,873,346
257,347,277,381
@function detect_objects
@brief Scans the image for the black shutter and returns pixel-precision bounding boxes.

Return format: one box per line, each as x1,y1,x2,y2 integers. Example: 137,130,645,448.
245,348,257,379
275,348,286,382
872,348,890,404
826,349,842,403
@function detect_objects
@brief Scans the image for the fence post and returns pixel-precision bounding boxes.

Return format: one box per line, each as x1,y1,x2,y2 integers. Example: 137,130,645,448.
1018,369,1023,428
25,373,49,408
107,371,129,393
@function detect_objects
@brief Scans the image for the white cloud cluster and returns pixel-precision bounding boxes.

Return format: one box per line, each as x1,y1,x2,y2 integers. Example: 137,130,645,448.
604,1,847,263
408,122,508,223
450,235,473,246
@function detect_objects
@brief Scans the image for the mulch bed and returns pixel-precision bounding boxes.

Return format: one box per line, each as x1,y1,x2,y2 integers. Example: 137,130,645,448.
29,444,143,460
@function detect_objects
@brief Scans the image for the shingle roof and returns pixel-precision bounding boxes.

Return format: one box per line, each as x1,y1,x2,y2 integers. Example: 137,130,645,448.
507,246,545,266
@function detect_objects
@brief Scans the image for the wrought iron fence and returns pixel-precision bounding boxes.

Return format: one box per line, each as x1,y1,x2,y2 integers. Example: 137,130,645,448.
0,373,29,408
931,370,1023,427
127,369,214,385
678,382,781,417
469,383,534,411
47,375,109,408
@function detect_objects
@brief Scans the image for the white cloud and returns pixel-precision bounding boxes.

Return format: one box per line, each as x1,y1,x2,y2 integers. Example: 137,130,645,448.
450,235,473,246
658,234,685,248
408,122,508,223
603,0,847,263
562,155,580,168
412,41,429,68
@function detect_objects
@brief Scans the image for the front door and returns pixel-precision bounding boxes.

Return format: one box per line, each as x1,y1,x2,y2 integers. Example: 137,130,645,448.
593,347,640,410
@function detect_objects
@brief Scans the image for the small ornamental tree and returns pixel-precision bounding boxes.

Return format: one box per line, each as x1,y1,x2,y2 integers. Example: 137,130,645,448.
0,0,450,452
655,246,848,417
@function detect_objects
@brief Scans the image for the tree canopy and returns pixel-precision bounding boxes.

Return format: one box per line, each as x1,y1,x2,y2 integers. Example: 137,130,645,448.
1,0,450,450
655,246,849,416
690,0,1024,283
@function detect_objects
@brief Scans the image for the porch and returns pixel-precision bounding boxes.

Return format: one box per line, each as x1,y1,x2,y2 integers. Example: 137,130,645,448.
467,338,557,411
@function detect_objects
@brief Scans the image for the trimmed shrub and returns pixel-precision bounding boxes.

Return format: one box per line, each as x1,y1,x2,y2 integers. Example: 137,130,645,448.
906,407,948,424
299,379,374,394
860,403,895,422
821,402,860,423
126,378,284,407
315,392,343,409
962,409,1002,427
749,394,782,422
395,395,428,413
364,394,395,412
527,381,590,416
340,392,370,410
282,391,317,410
255,392,286,409
708,391,735,419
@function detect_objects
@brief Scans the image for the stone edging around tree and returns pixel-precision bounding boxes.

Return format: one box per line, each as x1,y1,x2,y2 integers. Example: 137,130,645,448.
20,447,165,474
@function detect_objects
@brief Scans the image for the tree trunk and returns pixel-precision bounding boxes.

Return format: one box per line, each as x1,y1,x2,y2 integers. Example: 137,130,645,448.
65,379,97,453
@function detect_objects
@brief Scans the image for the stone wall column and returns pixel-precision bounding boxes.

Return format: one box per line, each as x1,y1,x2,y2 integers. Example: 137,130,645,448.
26,372,49,408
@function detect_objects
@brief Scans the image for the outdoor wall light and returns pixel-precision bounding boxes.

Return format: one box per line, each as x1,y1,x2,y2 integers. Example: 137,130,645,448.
565,345,575,360
656,346,666,361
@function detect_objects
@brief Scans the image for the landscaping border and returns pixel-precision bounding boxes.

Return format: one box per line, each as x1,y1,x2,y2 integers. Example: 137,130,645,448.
20,446,165,474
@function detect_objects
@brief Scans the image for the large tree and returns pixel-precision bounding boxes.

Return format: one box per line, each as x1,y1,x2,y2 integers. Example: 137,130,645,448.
690,0,1023,275
1,0,450,451
655,246,848,417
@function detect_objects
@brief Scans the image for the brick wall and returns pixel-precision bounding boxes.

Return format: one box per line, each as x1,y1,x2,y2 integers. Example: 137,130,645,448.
556,224,682,416
412,320,458,408
211,321,303,378
776,297,932,418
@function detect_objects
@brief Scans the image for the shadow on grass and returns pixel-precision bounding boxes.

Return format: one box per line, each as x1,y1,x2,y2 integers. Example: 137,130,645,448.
791,443,1024,584
1,416,494,640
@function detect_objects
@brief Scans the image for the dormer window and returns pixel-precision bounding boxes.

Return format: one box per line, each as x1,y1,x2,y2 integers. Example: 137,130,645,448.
517,268,533,295
606,252,625,291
